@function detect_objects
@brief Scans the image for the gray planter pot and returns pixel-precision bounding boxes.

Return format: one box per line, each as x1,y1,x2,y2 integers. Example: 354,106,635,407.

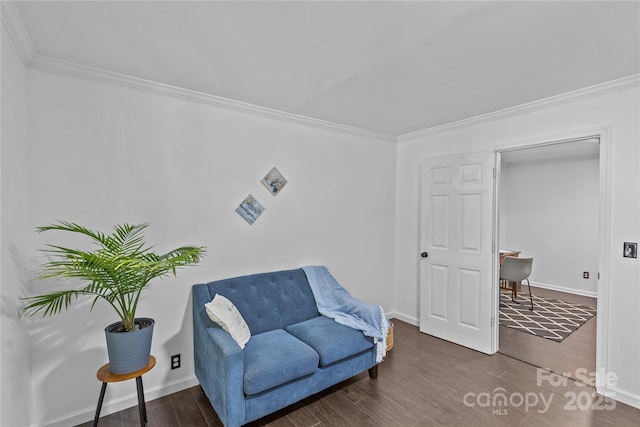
104,318,154,374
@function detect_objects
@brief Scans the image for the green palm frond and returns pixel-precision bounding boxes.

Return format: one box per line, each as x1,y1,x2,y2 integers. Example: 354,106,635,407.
21,221,206,331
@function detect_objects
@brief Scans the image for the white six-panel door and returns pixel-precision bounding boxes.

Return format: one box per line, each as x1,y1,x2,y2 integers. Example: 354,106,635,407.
419,152,495,354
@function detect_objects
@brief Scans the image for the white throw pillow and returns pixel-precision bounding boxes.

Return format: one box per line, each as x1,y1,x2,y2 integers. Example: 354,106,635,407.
205,294,251,349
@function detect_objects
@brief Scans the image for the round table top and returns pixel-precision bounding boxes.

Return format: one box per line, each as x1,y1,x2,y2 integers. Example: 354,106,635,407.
97,355,156,382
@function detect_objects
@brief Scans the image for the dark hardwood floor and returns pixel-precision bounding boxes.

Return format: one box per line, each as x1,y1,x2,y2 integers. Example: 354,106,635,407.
81,314,639,426
499,286,597,380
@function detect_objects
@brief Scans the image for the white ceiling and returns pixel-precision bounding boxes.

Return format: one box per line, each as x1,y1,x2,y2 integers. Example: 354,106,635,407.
12,1,640,136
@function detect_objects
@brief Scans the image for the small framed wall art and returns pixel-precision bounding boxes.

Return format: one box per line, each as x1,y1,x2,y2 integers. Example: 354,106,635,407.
261,167,288,196
235,194,265,225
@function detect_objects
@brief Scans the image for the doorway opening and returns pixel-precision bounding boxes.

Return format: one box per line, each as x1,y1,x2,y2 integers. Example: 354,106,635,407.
494,136,602,380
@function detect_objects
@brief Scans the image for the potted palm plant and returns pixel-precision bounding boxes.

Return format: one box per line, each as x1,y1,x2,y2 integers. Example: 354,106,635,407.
20,221,206,374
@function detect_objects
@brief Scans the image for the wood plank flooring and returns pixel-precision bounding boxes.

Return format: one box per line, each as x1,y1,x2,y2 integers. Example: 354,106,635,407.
81,302,639,426
499,286,597,379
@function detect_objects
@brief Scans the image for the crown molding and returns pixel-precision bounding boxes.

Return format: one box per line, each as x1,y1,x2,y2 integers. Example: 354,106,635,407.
1,0,395,143
1,0,35,64
27,53,397,142
3,0,637,144
32,47,634,145
398,74,640,143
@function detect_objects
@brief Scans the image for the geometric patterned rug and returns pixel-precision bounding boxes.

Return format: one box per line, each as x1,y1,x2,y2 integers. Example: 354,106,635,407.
499,292,596,342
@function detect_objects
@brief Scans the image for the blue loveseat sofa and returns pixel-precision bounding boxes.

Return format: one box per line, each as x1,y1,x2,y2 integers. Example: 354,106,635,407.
192,268,379,427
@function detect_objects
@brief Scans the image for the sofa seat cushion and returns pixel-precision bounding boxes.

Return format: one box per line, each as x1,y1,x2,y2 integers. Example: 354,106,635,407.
243,329,319,396
286,316,374,367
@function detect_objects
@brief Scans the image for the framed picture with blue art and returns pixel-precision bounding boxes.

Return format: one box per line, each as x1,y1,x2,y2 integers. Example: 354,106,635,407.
261,167,288,196
235,194,265,225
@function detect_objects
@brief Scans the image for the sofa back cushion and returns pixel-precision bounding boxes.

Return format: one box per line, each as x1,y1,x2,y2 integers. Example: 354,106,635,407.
199,268,319,335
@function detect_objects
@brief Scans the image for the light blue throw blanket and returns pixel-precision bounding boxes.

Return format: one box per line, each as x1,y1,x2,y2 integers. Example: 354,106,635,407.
302,266,388,362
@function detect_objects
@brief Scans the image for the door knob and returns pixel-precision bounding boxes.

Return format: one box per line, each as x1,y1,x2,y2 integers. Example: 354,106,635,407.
420,252,429,258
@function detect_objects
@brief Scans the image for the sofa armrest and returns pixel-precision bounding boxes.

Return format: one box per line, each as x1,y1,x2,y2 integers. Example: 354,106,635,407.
193,284,245,426
195,325,245,427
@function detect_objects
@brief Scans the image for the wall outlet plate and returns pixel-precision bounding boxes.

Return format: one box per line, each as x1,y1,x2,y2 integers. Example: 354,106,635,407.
171,354,181,370
623,242,637,258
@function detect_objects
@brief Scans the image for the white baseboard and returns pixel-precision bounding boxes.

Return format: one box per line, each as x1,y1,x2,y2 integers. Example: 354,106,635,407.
39,376,200,427
529,281,597,299
597,384,640,410
386,282,597,330
386,311,419,327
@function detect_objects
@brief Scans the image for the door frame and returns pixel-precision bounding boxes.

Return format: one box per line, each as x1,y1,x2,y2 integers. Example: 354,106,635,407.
490,125,612,388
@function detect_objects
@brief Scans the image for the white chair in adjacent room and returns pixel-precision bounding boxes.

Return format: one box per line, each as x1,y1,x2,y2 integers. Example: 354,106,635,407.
500,256,534,310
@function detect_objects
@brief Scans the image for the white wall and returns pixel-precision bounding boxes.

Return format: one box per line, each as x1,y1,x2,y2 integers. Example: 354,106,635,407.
500,155,599,295
19,68,396,425
1,24,33,427
394,83,640,407
2,14,638,423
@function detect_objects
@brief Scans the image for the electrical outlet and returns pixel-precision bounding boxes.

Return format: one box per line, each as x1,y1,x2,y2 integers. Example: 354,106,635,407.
171,354,181,370
583,272,589,279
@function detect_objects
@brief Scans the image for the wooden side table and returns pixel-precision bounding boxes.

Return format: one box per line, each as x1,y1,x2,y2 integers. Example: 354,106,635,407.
93,355,156,427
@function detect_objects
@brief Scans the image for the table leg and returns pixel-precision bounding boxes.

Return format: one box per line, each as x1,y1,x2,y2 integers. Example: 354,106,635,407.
93,382,107,427
135,375,147,425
